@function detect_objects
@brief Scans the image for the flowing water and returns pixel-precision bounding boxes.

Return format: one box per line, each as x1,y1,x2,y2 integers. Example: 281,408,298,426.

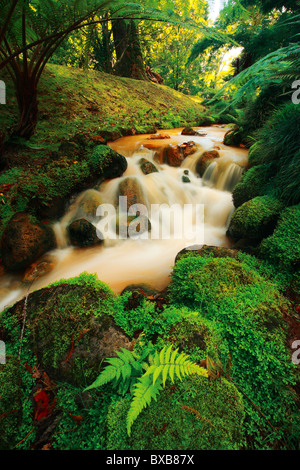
0,126,248,311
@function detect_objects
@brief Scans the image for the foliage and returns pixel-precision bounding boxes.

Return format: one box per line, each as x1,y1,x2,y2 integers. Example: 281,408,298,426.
85,344,208,435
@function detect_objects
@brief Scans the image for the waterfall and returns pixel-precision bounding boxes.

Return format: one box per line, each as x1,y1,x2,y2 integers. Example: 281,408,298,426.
0,127,248,310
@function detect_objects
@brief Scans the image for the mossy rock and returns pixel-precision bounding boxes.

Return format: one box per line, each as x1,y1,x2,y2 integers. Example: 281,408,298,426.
106,375,245,450
175,244,239,264
1,213,56,272
138,158,159,175
161,313,228,365
227,196,284,242
1,274,133,386
89,145,127,179
259,204,300,270
72,189,103,222
232,164,275,208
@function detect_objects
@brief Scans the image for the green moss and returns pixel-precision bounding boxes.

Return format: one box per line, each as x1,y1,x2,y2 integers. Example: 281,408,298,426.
106,375,245,450
228,196,284,241
232,164,276,208
1,273,118,386
168,254,298,448
159,313,229,366
259,204,300,271
1,63,204,147
0,358,36,450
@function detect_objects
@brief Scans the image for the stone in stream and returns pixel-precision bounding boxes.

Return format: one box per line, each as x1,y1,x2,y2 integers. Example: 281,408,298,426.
22,256,56,283
181,127,207,137
67,218,103,247
73,189,103,221
117,176,147,212
1,213,56,272
196,150,220,177
138,158,159,175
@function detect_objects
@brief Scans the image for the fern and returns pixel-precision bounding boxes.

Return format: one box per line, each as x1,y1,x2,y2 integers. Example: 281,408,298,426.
84,347,146,395
84,344,208,436
126,345,208,435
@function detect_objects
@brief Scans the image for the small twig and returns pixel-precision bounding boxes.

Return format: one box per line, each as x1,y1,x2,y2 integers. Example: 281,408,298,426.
13,426,35,449
18,280,34,360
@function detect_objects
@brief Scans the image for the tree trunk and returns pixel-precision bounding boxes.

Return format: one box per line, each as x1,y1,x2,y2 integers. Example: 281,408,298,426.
12,74,38,139
112,19,146,80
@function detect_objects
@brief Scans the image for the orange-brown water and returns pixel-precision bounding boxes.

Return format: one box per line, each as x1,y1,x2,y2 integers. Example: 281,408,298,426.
0,126,248,311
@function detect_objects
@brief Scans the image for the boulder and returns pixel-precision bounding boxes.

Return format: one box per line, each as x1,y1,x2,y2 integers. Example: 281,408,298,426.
196,150,220,177
164,145,185,167
91,146,127,179
67,218,103,247
1,275,133,386
180,141,197,158
1,213,56,272
74,189,103,221
175,244,239,264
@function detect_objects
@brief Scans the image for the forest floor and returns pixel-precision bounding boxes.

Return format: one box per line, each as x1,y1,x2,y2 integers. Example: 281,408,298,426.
1,63,207,148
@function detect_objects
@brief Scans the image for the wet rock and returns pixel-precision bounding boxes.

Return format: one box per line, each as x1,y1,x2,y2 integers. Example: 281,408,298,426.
67,218,103,247
165,145,185,167
175,244,239,264
181,127,207,136
118,177,147,213
1,213,56,272
180,141,197,158
116,214,151,238
138,158,159,175
22,256,56,283
75,189,103,221
196,150,220,177
147,133,171,140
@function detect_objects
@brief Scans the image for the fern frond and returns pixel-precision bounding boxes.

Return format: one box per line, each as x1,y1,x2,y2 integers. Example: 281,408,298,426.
84,347,141,392
127,345,208,435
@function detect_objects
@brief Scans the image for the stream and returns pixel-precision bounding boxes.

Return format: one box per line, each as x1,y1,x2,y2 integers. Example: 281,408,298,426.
0,126,248,312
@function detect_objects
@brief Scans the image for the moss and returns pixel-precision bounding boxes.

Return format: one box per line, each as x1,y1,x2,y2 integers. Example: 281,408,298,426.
259,204,300,271
0,273,130,386
0,359,26,450
106,375,245,450
168,254,298,448
159,313,229,365
227,196,284,241
1,63,204,147
232,164,275,208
